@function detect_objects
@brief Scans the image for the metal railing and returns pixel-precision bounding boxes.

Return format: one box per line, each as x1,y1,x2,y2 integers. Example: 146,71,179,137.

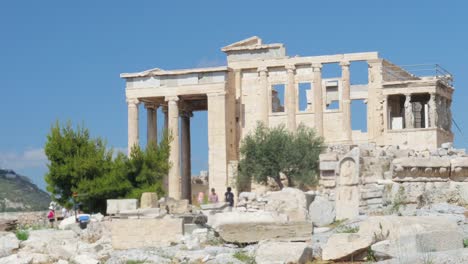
383,64,453,86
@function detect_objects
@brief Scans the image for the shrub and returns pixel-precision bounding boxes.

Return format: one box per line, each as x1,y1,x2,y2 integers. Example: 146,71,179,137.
15,229,29,241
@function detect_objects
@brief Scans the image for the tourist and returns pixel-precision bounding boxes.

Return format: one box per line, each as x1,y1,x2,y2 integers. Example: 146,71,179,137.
209,188,219,203
197,191,205,205
224,187,234,211
47,206,55,228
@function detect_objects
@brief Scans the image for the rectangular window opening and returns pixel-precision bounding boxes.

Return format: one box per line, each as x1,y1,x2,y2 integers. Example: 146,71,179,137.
271,84,285,113
351,99,367,132
350,61,369,85
325,80,340,110
298,82,311,111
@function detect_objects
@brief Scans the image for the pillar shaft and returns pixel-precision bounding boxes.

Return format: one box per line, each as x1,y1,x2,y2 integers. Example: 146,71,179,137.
166,96,181,199
429,93,437,128
404,94,413,129
127,98,139,155
207,92,228,196
340,61,352,142
286,64,297,131
312,64,324,137
181,110,192,202
258,67,269,126
145,103,158,146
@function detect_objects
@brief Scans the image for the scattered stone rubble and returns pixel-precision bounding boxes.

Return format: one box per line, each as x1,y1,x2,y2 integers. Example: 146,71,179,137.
2,144,468,263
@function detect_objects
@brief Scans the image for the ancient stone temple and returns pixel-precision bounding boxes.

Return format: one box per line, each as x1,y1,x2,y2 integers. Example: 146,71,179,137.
121,36,454,200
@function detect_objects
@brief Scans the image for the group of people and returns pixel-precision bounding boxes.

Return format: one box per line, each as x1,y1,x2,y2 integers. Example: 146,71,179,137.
197,187,234,208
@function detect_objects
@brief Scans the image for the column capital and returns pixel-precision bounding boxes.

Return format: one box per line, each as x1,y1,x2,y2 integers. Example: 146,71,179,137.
340,60,351,67
165,95,179,102
312,63,322,71
144,103,159,110
126,98,140,105
285,64,296,73
257,66,268,75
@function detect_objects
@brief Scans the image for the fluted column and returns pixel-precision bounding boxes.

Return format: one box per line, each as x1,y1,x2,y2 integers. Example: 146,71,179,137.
286,64,297,131
165,96,181,199
312,63,324,137
404,94,413,129
257,67,269,126
180,110,192,202
127,98,140,155
340,61,352,142
145,103,158,146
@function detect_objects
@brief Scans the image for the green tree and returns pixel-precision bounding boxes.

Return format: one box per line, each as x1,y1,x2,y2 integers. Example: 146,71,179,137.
238,122,324,190
45,121,170,213
45,121,114,209
125,132,171,199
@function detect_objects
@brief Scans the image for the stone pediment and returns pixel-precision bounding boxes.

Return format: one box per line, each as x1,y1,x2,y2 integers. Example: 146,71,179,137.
221,36,283,52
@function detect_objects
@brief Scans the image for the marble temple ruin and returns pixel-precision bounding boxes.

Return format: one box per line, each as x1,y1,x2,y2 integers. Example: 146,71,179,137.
121,36,455,201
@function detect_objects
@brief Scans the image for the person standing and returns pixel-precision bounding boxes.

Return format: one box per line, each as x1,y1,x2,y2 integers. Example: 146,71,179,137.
47,206,55,228
197,191,205,205
209,188,219,203
224,187,234,211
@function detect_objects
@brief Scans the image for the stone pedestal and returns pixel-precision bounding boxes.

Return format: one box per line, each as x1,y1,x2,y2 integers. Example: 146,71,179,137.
140,192,159,208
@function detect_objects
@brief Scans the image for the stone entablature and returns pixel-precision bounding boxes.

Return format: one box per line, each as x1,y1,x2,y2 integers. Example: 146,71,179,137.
121,36,455,199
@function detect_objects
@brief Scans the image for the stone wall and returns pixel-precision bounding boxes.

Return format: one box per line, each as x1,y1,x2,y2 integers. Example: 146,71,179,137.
318,143,468,216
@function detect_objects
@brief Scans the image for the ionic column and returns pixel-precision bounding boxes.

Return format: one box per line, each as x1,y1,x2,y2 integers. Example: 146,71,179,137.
127,98,140,155
312,63,324,137
340,61,352,142
286,64,297,131
165,96,181,199
429,93,438,128
180,110,192,202
404,94,413,129
162,105,168,131
257,67,269,126
145,103,158,146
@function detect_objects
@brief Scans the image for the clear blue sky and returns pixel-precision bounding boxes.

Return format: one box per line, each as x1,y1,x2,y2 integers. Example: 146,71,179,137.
1,1,467,190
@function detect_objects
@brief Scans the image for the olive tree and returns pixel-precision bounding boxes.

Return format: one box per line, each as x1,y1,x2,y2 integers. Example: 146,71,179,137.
238,123,324,190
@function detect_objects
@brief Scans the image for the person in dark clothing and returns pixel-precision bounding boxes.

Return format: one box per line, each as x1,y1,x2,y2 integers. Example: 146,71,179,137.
224,187,234,209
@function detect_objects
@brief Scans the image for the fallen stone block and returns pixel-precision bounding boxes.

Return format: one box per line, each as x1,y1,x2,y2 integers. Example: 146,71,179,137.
322,233,373,261
159,198,189,214
255,241,313,264
308,196,335,227
217,221,312,243
106,199,138,215
207,211,287,229
140,192,159,208
264,187,309,222
200,202,227,211
0,232,19,258
110,218,183,249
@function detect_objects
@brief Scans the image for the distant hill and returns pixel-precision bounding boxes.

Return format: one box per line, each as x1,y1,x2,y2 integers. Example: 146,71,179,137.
0,169,51,212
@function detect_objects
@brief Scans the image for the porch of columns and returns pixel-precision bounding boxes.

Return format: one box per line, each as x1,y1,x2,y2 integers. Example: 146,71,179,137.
145,103,158,146
127,98,140,155
257,66,269,126
340,61,352,142
165,95,181,199
312,63,324,137
286,64,297,131
180,107,193,202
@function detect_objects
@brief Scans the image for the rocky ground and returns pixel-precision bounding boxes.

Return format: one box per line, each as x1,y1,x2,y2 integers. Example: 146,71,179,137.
1,188,468,263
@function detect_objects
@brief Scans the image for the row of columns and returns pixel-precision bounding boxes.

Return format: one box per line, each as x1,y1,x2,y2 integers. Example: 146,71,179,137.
402,92,446,129
126,97,193,201
255,61,353,142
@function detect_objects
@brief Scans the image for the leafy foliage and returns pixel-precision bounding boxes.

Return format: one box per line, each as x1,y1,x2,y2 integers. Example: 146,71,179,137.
238,122,324,190
15,229,29,241
45,121,170,213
